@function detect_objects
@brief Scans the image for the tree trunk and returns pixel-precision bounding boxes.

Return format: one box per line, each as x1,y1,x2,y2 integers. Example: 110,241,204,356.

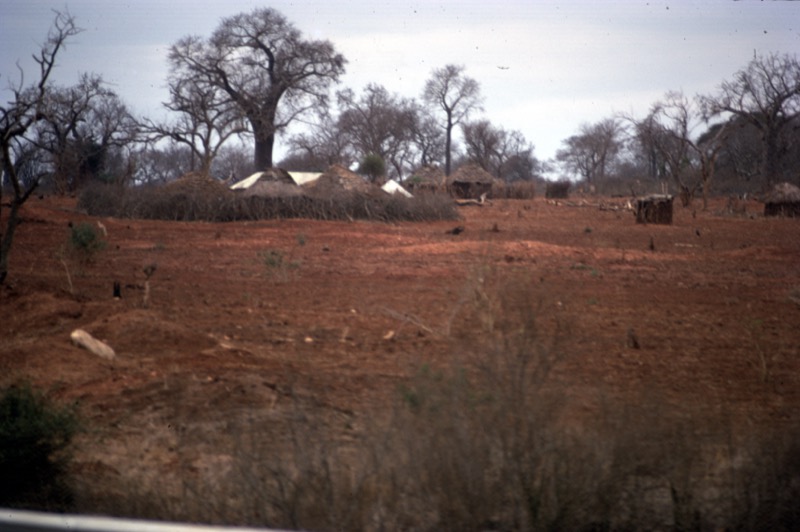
254,135,274,171
0,201,21,284
763,128,780,188
444,112,453,177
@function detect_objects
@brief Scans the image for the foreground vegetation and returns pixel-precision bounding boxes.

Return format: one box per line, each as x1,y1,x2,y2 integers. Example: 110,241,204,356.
5,268,798,531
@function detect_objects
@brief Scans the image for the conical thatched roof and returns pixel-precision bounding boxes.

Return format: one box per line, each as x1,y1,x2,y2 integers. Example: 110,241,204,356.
231,167,295,190
449,163,495,184
305,164,372,195
407,165,447,187
165,172,231,197
764,182,800,203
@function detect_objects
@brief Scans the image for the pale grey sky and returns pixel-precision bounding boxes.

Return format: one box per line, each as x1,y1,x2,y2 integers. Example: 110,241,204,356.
1,0,797,173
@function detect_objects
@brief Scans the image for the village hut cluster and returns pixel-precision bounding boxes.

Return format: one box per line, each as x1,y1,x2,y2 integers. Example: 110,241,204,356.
227,162,507,202
404,163,502,200
229,164,415,199
176,164,800,221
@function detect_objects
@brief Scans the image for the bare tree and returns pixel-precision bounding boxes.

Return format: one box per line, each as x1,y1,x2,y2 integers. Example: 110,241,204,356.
31,73,138,192
556,118,623,184
337,84,417,180
285,108,351,171
142,75,247,177
640,91,729,209
409,102,446,169
168,8,346,171
422,64,482,176
130,142,194,186
462,119,539,181
699,52,800,187
461,119,501,174
211,142,254,182
1,11,80,283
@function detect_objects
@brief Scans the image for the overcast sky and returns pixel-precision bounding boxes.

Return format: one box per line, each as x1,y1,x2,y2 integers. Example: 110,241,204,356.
1,0,797,174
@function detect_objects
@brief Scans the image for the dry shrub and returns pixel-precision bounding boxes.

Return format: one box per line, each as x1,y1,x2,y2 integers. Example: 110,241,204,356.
78,183,459,223
66,266,800,531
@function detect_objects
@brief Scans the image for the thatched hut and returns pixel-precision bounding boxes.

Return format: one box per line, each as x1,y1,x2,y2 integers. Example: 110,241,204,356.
231,167,305,198
405,165,447,194
448,164,495,199
304,164,374,198
763,182,800,217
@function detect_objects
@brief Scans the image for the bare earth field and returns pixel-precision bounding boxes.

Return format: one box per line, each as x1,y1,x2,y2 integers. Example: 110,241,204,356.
2,194,799,526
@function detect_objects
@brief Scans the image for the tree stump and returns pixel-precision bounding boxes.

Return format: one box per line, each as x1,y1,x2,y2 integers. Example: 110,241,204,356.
635,195,673,225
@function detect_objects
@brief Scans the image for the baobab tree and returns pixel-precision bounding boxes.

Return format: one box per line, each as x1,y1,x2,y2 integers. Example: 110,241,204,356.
168,8,346,170
422,64,482,176
699,52,800,187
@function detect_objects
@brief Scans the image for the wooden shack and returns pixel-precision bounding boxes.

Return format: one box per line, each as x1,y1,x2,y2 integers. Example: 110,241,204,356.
635,194,673,224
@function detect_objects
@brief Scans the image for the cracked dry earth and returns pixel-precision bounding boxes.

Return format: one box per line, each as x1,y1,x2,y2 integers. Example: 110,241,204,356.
1,194,799,510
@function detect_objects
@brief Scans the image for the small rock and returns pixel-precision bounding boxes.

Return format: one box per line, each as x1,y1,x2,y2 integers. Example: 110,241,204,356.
70,329,116,360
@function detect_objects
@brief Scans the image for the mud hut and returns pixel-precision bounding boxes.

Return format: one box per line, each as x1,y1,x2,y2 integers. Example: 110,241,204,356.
448,163,495,200
405,165,447,194
763,182,800,217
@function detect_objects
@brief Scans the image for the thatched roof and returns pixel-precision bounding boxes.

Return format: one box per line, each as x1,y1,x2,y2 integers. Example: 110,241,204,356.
305,164,372,195
231,168,294,190
165,172,231,197
448,163,495,184
241,180,305,198
407,165,447,187
764,182,800,203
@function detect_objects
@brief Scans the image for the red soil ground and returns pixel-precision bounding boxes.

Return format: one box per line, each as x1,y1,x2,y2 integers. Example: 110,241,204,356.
2,194,799,507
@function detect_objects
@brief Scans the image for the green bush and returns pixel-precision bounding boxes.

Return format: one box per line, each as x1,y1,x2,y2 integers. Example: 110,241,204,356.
358,153,386,182
0,383,80,509
69,222,106,261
